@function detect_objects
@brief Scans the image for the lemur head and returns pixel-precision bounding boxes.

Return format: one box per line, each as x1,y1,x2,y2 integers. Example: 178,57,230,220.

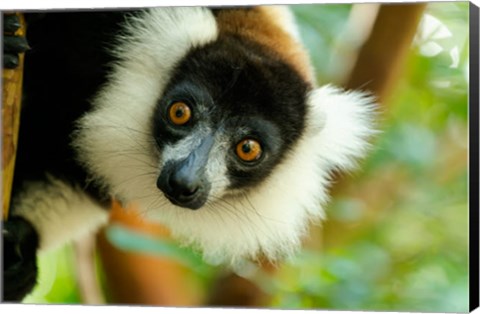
154,34,310,210
75,7,376,263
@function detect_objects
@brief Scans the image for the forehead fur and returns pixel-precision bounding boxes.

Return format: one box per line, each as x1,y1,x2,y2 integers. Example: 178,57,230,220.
213,6,316,84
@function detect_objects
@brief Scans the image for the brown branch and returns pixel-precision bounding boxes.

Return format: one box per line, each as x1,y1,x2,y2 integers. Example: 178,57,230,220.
74,234,105,304
2,13,26,220
344,3,427,103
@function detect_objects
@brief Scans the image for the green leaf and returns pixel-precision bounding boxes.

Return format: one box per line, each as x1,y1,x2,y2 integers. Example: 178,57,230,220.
105,224,215,277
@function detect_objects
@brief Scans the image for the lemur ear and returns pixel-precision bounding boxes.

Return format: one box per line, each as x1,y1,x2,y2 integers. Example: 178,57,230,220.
305,84,378,171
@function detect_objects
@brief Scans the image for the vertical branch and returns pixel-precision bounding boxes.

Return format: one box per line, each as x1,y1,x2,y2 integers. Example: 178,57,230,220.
74,234,105,304
344,3,427,103
2,13,26,220
324,4,427,248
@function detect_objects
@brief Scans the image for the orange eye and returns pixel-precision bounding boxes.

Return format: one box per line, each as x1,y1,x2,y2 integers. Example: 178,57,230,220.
236,139,262,162
168,102,191,125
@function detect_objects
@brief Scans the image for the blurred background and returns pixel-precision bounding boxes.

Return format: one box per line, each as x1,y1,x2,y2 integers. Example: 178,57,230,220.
22,2,470,312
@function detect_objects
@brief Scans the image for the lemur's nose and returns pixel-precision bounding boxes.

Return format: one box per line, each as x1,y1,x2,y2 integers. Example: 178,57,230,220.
156,135,213,210
157,162,209,210
167,170,201,200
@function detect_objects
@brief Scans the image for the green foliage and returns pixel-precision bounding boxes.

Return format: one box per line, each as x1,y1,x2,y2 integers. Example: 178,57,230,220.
105,224,216,278
267,2,469,312
23,245,81,304
290,4,352,82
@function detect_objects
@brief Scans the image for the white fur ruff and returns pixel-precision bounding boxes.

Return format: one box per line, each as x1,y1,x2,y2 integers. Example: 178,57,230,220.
74,7,377,264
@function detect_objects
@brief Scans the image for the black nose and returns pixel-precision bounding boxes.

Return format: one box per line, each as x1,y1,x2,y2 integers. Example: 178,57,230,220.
168,173,200,200
157,136,214,209
156,161,210,210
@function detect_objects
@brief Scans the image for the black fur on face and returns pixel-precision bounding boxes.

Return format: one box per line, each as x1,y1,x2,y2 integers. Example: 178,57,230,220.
152,34,312,190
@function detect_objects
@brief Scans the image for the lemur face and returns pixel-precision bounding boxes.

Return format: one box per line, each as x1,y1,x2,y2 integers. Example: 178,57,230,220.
153,36,310,210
